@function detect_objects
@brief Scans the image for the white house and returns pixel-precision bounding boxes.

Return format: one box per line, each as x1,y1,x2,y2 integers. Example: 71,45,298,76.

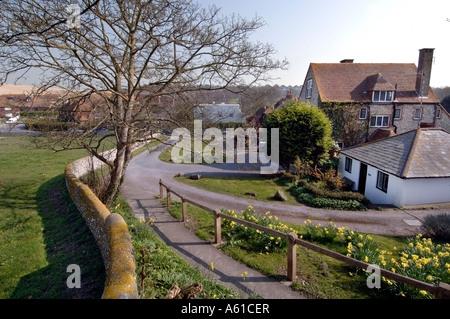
194,103,246,124
339,128,450,207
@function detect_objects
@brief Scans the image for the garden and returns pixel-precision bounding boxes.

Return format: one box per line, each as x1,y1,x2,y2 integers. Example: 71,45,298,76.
167,202,450,299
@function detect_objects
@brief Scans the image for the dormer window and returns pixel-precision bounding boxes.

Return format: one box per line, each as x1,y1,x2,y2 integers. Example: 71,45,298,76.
373,91,394,102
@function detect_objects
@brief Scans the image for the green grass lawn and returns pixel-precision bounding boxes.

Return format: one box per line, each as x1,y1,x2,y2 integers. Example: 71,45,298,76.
177,176,299,205
0,136,105,299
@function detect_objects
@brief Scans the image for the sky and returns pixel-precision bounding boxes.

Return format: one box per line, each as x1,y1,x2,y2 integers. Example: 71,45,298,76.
6,0,450,88
205,0,450,88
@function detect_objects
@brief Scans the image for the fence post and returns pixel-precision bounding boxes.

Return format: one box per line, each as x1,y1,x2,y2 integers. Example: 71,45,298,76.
181,196,187,222
287,232,298,281
159,179,164,199
435,282,450,299
166,187,171,208
214,209,222,244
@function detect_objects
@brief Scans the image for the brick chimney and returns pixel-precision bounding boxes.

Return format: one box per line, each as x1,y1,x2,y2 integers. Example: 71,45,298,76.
415,48,434,97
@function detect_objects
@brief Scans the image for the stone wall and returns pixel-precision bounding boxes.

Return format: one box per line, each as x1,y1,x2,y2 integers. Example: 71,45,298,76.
65,154,138,299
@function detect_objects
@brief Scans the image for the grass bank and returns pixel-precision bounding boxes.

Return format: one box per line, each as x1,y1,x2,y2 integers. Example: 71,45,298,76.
0,136,105,299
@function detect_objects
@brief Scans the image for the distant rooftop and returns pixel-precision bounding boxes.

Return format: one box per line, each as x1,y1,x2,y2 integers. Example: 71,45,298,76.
340,128,450,178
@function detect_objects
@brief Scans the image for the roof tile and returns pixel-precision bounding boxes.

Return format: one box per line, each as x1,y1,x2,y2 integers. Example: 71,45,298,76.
311,63,440,103
341,128,450,178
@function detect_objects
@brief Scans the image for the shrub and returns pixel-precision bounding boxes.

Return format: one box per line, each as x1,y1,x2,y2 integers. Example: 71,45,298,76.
263,101,334,170
421,214,450,242
278,172,298,186
311,168,344,191
289,184,368,211
24,119,80,131
297,179,367,203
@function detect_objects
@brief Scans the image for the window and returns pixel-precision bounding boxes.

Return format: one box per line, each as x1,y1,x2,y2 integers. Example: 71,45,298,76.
376,171,389,193
436,108,441,119
394,109,402,120
306,79,313,98
373,91,394,102
370,115,389,127
359,107,368,120
345,157,352,173
414,108,422,120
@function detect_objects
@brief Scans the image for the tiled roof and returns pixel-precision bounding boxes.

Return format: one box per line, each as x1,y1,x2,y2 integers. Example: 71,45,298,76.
310,63,440,103
340,128,450,178
368,128,396,143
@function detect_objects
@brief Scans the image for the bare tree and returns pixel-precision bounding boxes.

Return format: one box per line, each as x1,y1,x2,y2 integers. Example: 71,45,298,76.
0,0,287,204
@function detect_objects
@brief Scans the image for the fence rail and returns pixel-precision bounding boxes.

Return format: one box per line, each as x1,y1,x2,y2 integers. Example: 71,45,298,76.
159,179,450,299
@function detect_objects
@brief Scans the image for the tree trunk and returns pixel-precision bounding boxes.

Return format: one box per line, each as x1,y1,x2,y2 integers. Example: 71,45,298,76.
100,140,127,206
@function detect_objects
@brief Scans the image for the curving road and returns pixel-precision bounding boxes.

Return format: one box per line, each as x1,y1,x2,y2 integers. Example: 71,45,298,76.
122,140,448,237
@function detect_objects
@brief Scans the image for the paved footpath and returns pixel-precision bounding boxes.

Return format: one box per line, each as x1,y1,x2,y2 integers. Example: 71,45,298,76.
121,141,449,299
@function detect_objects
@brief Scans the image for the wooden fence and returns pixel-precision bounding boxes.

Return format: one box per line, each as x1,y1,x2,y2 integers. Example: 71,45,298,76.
159,179,450,299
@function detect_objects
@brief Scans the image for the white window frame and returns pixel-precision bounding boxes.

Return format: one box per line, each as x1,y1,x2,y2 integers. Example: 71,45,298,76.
359,107,368,120
436,108,441,119
370,115,390,127
373,91,394,102
394,109,402,120
376,171,389,193
306,79,313,99
414,108,422,120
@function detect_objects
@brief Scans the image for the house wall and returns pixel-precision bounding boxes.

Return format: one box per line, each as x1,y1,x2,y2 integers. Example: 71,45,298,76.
339,154,361,190
339,154,402,205
299,66,320,107
340,153,450,207
363,166,403,206
399,178,450,207
436,106,450,133
393,103,437,134
367,103,394,137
